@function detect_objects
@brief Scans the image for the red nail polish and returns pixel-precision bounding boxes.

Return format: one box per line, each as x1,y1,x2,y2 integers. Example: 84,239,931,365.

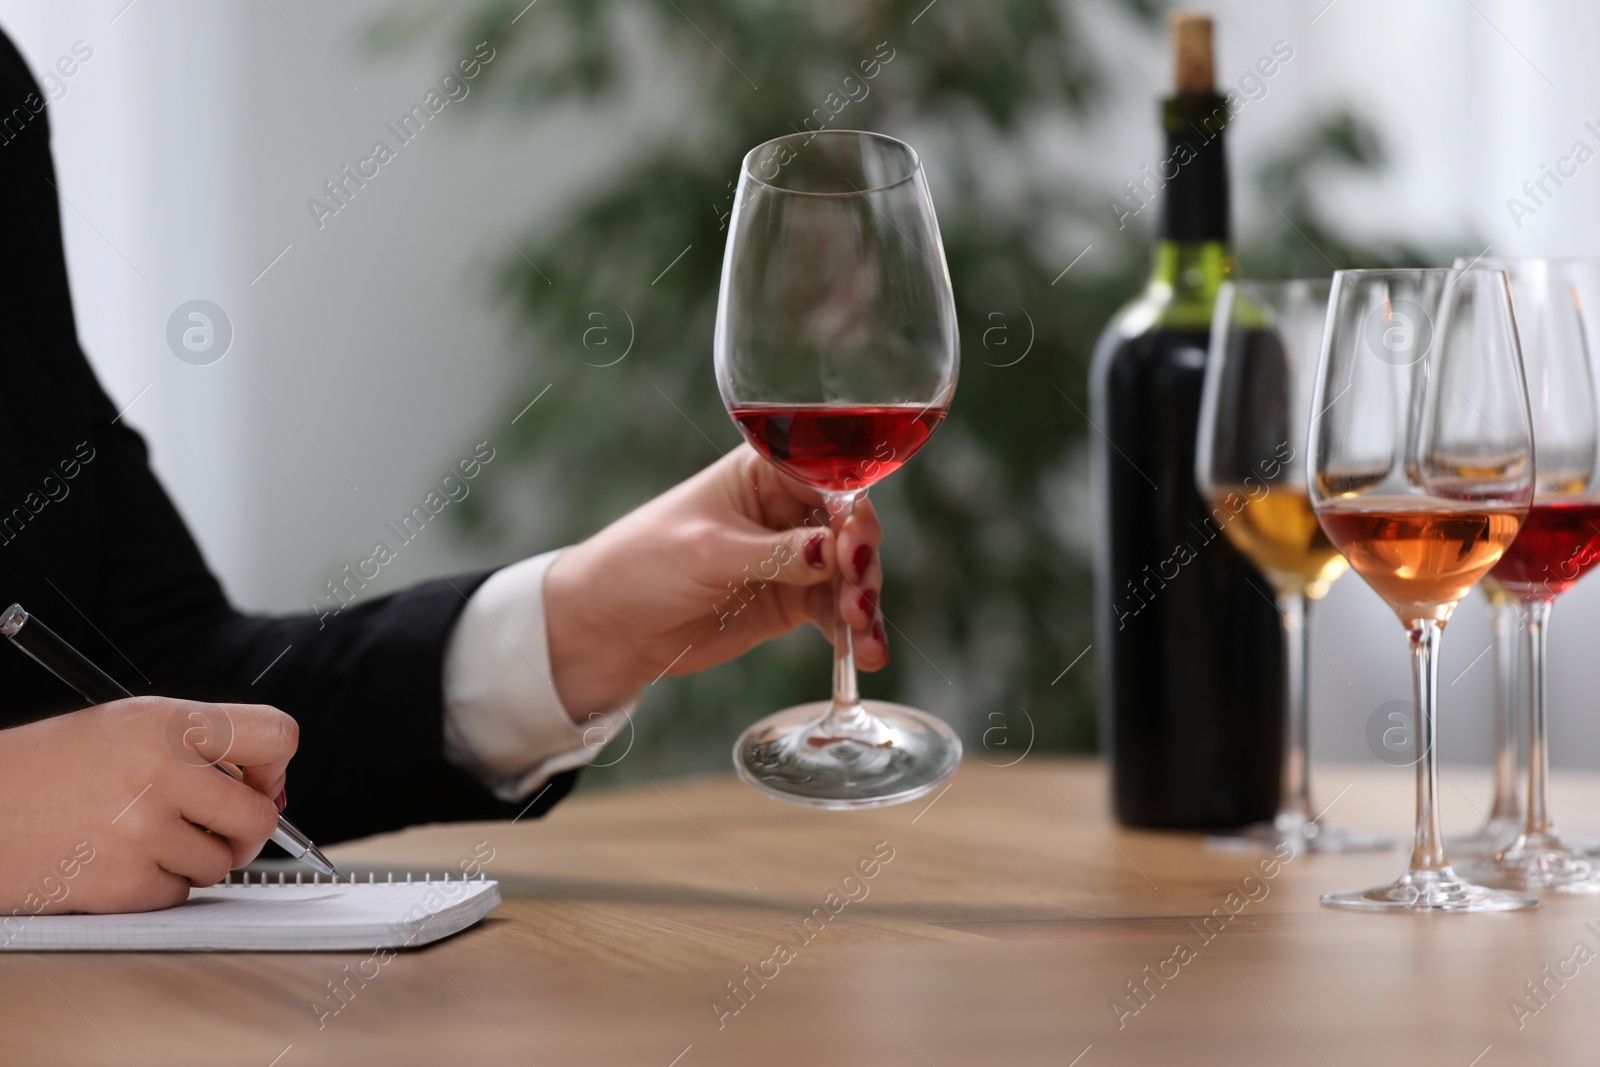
860,589,878,619
852,544,874,579
804,533,826,569
273,789,287,813
871,619,887,646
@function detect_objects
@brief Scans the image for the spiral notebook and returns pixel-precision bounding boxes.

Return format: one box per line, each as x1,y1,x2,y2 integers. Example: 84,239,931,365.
0,873,501,952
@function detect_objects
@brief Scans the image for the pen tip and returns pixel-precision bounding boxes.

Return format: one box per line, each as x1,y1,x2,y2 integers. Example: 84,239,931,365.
304,846,342,880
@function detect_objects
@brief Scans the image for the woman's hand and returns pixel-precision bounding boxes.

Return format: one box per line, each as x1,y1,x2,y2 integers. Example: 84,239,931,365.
545,445,887,720
0,698,297,916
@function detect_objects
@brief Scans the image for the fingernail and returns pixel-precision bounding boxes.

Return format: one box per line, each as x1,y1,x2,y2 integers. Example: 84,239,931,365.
859,589,878,619
273,789,287,813
852,544,874,580
804,533,826,569
871,619,887,647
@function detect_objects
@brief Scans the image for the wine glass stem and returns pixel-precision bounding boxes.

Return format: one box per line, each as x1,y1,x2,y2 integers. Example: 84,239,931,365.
823,490,867,734
1489,600,1521,823
1406,618,1448,874
1277,590,1313,822
1522,598,1556,842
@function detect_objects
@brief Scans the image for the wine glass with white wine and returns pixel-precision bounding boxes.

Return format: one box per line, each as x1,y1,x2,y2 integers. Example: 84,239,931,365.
1197,278,1391,853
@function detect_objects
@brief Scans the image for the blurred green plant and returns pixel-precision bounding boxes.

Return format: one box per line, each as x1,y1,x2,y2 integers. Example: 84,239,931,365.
374,0,1462,787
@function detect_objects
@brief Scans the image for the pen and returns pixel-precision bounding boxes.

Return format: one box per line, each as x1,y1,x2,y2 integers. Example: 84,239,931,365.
0,603,341,878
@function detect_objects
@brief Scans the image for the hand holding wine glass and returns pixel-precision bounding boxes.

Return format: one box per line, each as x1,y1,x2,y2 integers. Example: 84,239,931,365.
543,445,890,725
715,130,961,808
1310,268,1535,912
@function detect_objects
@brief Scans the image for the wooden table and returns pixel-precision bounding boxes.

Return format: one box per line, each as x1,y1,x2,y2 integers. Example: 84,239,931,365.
11,757,1600,1066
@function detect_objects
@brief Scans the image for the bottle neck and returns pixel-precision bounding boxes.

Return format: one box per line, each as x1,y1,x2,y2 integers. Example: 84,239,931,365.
1146,241,1232,325
1146,91,1232,327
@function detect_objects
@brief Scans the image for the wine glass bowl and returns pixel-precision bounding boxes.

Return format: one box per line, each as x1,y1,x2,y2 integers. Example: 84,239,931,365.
1310,268,1535,912
716,130,962,808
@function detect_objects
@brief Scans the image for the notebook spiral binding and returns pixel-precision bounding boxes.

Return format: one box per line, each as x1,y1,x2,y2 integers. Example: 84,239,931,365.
220,869,492,886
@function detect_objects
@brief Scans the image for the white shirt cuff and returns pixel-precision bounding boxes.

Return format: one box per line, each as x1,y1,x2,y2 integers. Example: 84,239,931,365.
441,550,635,803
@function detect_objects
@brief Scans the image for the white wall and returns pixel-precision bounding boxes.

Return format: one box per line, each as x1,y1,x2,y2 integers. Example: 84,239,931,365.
6,0,1600,767
0,0,664,615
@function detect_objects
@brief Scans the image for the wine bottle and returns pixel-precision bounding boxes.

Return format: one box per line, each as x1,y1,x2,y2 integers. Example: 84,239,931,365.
1088,11,1285,829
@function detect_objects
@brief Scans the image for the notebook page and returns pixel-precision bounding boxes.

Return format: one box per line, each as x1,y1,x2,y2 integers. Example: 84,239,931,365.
0,877,500,952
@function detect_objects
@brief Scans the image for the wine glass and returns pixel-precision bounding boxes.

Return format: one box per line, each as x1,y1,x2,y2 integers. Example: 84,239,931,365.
715,130,962,808
1445,574,1524,859
1309,268,1535,912
1459,257,1600,892
1196,278,1391,853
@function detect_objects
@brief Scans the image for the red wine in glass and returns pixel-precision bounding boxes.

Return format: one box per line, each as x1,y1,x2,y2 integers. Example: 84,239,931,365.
730,403,947,492
1486,498,1600,600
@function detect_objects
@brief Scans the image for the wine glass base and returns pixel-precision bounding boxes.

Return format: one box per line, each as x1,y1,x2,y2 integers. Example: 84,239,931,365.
1464,838,1600,894
1321,868,1538,912
1445,816,1524,860
1205,812,1393,854
734,700,962,810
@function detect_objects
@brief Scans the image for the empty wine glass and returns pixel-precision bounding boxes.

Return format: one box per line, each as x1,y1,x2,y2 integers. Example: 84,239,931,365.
715,130,961,808
1197,278,1391,853
1310,268,1535,912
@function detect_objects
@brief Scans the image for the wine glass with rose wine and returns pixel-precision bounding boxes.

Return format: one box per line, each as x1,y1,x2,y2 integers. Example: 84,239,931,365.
1197,278,1390,853
1460,258,1600,892
715,130,962,808
1310,268,1535,912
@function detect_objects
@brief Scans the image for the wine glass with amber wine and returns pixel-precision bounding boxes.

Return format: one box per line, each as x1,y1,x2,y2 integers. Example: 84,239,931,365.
1197,278,1391,852
715,130,961,808
1310,268,1534,912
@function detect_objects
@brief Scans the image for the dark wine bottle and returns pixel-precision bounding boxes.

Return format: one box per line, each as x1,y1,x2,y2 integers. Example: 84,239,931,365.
1089,11,1284,829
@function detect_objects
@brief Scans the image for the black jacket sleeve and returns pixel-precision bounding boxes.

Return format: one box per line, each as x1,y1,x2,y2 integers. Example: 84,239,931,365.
0,28,575,843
